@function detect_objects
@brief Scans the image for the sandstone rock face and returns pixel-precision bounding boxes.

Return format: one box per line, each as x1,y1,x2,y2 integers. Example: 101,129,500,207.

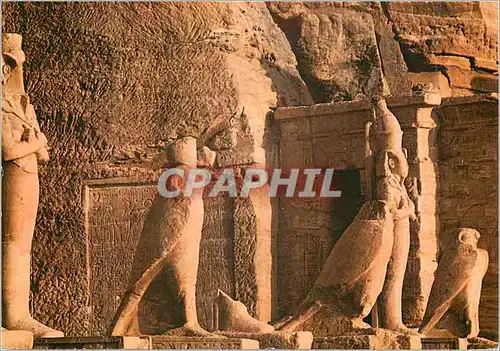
437,95,498,340
268,2,498,102
386,2,498,96
2,2,498,341
267,2,404,102
2,2,310,336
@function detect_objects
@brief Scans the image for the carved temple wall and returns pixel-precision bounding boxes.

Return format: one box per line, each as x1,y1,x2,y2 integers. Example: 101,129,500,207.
2,2,497,341
273,93,497,337
437,94,498,339
3,2,311,336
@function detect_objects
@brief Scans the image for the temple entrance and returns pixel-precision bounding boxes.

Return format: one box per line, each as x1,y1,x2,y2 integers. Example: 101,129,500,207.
330,168,364,248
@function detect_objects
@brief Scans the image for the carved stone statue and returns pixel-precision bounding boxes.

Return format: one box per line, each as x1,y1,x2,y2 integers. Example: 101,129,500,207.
277,98,416,336
215,290,274,333
215,290,314,349
110,137,217,337
405,177,421,222
419,228,489,338
278,201,394,336
371,98,416,332
2,33,63,338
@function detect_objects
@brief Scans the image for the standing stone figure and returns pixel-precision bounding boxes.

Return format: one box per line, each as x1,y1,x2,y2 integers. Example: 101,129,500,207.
110,137,216,337
2,33,64,338
278,98,416,336
419,228,489,338
371,98,416,332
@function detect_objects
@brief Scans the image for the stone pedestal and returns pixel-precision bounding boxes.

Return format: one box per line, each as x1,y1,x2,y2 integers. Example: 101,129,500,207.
149,336,259,349
312,331,422,350
33,336,149,349
216,331,313,349
467,337,498,349
1,329,34,349
421,337,467,350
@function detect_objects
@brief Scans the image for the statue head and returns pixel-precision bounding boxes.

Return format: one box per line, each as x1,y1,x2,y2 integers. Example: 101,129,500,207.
371,98,403,152
376,149,409,180
167,136,197,169
371,97,409,181
2,33,25,93
457,228,480,247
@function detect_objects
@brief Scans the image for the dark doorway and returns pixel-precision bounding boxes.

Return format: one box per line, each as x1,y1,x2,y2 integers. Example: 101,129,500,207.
330,169,363,247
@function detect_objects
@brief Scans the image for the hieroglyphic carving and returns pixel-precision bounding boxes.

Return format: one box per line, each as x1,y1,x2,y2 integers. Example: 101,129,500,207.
150,336,259,349
85,183,157,335
85,182,236,334
197,197,235,329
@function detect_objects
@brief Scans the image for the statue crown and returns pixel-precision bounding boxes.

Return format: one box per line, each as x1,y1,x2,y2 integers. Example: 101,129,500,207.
3,33,22,54
371,98,403,152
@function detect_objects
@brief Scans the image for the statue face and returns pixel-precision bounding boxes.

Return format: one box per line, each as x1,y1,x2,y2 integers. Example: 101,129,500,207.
1,52,25,92
458,229,480,246
1,55,12,85
388,151,409,179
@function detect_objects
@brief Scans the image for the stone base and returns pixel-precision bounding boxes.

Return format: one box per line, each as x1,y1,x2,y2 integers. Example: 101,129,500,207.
313,330,422,349
1,329,34,349
467,337,498,349
149,336,259,349
421,337,468,350
33,336,149,349
216,331,313,349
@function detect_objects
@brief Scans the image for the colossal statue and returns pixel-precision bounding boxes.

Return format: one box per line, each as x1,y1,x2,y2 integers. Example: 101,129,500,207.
110,137,218,337
277,98,416,336
2,33,63,338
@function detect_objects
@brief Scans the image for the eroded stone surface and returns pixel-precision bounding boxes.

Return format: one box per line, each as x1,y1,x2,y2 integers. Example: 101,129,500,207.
1,329,34,350
2,2,310,336
33,336,149,349
312,329,421,350
419,228,489,338
2,33,64,339
149,336,259,349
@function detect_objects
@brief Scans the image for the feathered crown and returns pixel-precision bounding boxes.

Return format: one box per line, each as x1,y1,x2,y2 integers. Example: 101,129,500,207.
371,97,403,152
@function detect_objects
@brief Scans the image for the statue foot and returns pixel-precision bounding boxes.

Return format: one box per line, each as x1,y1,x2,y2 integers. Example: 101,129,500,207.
164,323,225,338
4,316,64,338
352,317,371,330
465,319,479,338
390,324,412,335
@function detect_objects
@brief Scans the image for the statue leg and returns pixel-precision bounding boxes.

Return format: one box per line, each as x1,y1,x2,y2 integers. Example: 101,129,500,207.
2,161,63,338
378,218,410,332
464,302,480,338
163,232,218,337
175,239,213,336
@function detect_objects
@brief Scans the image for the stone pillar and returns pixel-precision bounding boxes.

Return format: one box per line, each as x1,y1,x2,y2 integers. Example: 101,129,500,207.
208,108,274,324
389,92,441,327
233,184,272,323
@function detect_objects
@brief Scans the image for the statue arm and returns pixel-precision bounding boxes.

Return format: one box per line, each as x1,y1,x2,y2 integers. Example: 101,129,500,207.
27,104,50,163
2,116,47,162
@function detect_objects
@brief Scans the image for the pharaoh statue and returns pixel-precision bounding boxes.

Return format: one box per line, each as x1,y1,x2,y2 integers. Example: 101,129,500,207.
276,98,416,336
2,33,64,338
110,137,218,337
